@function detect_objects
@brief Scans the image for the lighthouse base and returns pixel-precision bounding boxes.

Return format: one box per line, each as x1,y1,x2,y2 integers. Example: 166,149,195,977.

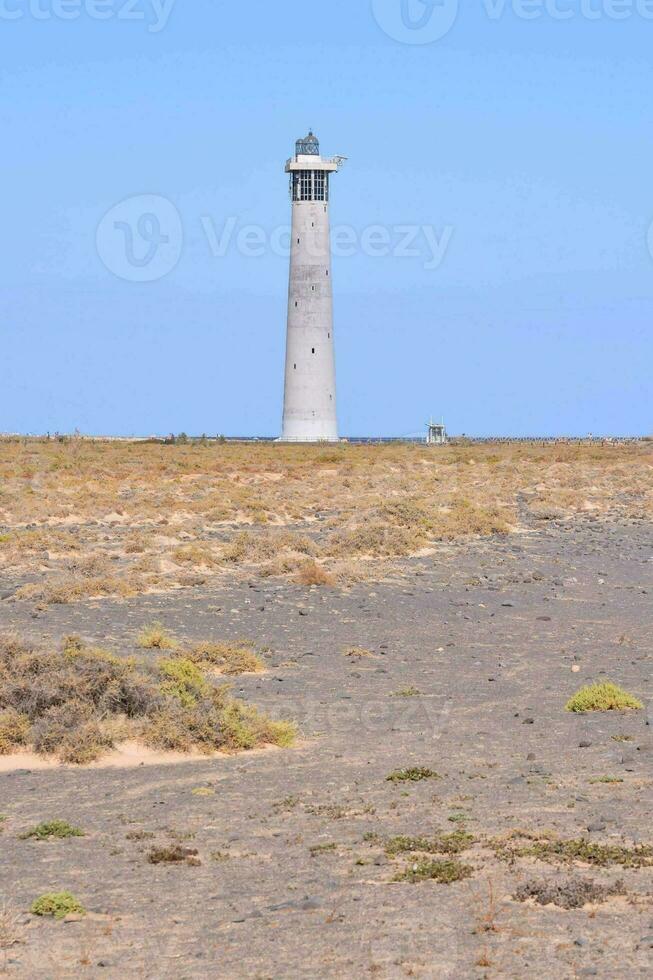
278,436,340,444
279,416,339,443
279,420,339,443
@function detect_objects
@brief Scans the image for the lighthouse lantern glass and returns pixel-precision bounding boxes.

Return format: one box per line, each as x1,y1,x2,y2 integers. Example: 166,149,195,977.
295,132,320,157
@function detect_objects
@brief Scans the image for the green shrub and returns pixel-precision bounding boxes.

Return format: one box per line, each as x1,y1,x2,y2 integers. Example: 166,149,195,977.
393,858,473,884
492,833,653,868
386,830,474,857
21,820,84,841
158,658,209,707
30,892,85,919
565,682,643,712
144,689,296,754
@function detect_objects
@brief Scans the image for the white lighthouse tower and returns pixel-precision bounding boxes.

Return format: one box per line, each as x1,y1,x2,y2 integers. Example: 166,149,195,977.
280,131,344,442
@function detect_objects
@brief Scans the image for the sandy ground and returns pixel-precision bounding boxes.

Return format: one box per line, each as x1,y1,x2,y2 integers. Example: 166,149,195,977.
0,743,287,774
0,515,652,978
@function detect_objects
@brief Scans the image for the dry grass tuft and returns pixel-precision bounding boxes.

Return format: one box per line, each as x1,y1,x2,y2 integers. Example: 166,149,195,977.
0,708,30,754
343,647,376,659
294,560,337,587
137,622,177,650
172,543,219,567
326,523,426,558
0,906,23,951
15,576,139,605
182,641,265,675
147,844,200,866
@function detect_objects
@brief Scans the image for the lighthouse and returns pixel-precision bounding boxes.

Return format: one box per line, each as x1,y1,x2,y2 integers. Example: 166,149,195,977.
280,131,344,443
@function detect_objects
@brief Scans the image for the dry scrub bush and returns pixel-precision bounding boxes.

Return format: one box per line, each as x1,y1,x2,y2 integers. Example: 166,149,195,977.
326,523,426,558
172,543,219,567
182,641,265,675
294,560,337,587
0,708,30,754
137,622,177,650
0,634,294,764
222,530,318,565
15,576,139,605
0,905,23,950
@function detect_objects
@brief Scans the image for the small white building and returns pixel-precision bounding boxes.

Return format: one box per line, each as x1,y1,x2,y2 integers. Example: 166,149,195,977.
280,131,345,443
427,419,448,445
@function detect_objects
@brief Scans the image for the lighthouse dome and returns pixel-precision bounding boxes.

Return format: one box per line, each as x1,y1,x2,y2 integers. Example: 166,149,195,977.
295,130,320,157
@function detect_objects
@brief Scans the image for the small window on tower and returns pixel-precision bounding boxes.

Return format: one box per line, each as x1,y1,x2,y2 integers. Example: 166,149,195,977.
311,348,315,354
326,269,329,276
293,363,296,370
295,301,298,307
311,286,315,291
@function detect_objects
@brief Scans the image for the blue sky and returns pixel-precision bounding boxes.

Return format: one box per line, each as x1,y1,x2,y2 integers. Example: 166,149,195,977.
1,0,652,436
